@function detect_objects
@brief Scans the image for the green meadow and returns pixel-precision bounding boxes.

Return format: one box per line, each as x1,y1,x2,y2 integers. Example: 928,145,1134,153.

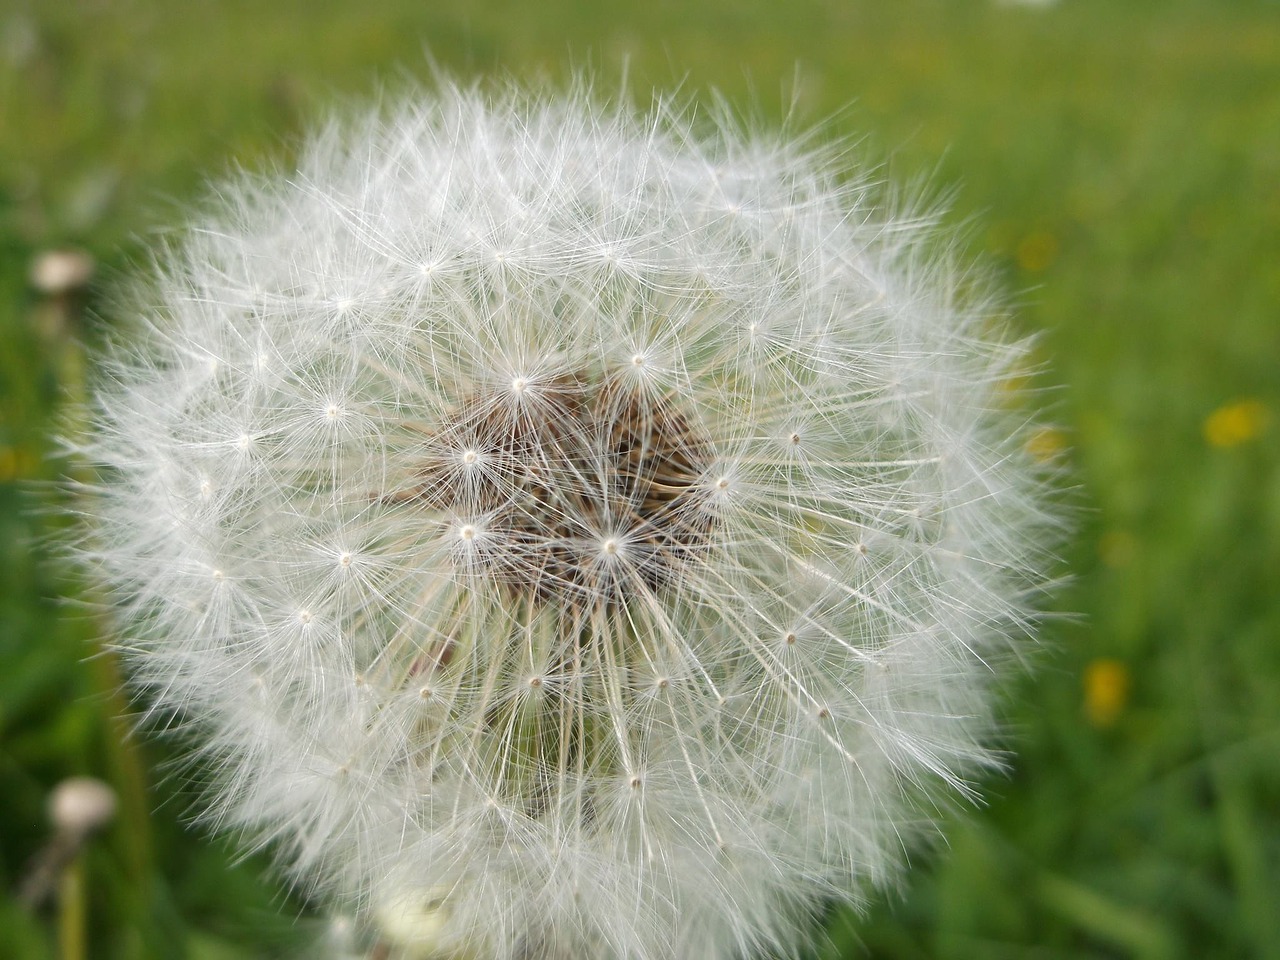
2,0,1277,957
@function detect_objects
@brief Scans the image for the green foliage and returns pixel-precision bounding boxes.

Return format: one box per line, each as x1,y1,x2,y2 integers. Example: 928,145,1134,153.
2,0,1277,956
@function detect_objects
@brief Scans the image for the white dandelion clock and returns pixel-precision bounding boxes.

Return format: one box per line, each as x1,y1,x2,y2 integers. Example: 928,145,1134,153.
80,80,1057,960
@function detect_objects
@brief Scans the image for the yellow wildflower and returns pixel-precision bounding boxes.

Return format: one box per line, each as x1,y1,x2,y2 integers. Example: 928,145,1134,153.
1097,530,1135,569
1083,658,1130,728
1025,426,1068,463
1016,230,1059,273
1204,399,1268,447
0,450,31,483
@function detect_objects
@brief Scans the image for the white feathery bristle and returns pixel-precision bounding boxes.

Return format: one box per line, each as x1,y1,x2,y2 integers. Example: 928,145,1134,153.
78,79,1060,960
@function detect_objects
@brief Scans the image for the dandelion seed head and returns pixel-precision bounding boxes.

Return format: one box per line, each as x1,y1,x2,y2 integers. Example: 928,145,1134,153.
78,79,1059,960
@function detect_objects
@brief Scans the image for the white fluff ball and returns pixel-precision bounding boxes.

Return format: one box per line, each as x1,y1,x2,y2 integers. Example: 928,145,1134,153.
80,79,1057,960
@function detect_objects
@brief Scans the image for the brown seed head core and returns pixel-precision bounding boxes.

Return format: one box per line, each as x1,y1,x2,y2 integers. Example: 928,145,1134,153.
404,371,714,606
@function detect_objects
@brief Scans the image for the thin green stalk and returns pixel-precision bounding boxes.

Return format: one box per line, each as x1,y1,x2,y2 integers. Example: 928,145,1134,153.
57,856,87,960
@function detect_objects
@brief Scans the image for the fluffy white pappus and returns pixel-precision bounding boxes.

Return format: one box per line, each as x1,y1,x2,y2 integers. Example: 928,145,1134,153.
79,79,1059,960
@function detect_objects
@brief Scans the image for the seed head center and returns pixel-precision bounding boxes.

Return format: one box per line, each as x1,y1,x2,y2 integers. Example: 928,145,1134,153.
407,372,713,604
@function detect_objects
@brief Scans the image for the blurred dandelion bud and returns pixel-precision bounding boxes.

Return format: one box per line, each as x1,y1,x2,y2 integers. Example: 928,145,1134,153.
76,79,1059,959
18,777,117,910
49,776,118,840
30,248,95,347
30,248,95,297
373,888,472,960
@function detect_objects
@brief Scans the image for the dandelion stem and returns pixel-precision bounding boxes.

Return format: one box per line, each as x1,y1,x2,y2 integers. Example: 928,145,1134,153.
57,856,86,960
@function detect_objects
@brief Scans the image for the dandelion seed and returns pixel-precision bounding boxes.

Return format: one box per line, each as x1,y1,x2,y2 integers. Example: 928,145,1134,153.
77,79,1058,960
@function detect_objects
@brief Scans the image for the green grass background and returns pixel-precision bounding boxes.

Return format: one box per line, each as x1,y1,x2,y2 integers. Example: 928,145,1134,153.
2,0,1278,957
